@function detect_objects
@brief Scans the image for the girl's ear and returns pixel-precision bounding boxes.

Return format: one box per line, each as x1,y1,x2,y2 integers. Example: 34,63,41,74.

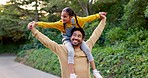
69,16,73,22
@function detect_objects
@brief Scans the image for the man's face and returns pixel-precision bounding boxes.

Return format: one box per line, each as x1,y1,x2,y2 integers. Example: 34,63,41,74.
70,30,84,46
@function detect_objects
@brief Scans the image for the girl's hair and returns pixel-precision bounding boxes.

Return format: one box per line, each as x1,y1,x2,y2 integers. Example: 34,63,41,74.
62,7,81,29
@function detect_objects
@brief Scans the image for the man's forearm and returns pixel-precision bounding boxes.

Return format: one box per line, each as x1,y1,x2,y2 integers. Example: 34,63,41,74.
86,18,106,49
31,28,59,54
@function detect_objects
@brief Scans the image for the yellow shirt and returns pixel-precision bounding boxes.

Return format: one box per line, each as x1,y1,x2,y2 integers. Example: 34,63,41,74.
37,14,100,33
31,18,106,78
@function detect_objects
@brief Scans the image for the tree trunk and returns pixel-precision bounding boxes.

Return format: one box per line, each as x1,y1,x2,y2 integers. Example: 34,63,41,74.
88,0,93,14
34,0,38,22
77,0,89,16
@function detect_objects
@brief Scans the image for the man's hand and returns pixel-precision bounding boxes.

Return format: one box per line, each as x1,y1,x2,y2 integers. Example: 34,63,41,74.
99,12,107,19
100,15,106,20
27,21,36,30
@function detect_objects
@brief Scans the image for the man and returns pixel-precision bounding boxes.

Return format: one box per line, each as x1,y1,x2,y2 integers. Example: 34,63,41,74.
27,15,106,78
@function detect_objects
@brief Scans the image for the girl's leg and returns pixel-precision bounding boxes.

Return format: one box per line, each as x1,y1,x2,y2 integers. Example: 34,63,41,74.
65,41,75,74
81,41,102,78
81,41,96,69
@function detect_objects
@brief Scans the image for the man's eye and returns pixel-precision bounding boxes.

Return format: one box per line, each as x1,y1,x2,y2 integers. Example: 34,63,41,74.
78,35,82,38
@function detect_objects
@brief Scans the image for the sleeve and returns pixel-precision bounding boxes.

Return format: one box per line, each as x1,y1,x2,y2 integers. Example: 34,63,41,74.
77,14,100,28
37,21,64,32
86,18,106,50
31,28,60,55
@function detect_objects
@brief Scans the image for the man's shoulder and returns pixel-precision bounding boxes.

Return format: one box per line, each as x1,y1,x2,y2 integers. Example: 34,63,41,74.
54,44,68,54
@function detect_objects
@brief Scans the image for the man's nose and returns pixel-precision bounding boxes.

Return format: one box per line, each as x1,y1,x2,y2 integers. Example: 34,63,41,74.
74,36,79,39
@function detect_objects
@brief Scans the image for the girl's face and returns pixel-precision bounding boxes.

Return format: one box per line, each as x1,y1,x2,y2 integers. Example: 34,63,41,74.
61,11,72,23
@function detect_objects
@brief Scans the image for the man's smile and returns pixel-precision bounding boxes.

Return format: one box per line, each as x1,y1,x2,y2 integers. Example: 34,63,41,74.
72,39,79,43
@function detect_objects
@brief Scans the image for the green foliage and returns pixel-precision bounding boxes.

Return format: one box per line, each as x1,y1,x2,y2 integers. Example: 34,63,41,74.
0,42,23,54
122,0,148,29
16,49,61,76
93,0,129,29
125,28,148,51
43,28,62,44
105,27,126,44
93,40,148,78
144,5,148,18
0,4,30,44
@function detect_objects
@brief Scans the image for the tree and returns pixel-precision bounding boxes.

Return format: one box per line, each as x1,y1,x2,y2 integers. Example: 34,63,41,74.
10,0,39,21
77,0,89,16
0,4,29,44
122,0,148,29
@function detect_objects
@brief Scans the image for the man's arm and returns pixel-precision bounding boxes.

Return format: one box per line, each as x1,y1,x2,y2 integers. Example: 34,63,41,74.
30,27,60,55
86,16,106,50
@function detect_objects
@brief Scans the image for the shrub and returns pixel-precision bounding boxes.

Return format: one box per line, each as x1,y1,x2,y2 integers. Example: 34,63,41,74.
105,27,126,44
16,49,61,76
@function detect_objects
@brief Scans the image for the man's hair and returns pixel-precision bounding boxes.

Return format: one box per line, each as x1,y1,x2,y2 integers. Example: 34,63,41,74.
71,28,85,39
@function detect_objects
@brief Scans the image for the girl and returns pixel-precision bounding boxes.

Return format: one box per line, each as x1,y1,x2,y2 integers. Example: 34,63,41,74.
29,7,106,78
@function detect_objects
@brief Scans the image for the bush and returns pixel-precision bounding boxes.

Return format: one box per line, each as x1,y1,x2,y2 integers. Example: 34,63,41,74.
16,49,61,76
105,27,126,44
0,43,20,54
93,42,148,78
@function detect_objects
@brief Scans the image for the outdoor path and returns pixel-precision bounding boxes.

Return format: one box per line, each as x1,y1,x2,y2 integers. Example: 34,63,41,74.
0,55,60,78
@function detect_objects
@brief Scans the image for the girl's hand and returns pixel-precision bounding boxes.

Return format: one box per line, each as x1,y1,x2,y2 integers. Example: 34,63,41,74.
100,15,106,20
27,21,36,30
99,12,107,19
99,12,107,16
